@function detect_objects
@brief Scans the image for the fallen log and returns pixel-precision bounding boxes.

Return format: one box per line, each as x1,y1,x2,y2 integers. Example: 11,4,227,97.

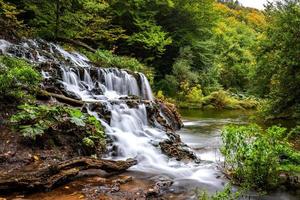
39,90,84,107
39,90,153,106
0,157,137,193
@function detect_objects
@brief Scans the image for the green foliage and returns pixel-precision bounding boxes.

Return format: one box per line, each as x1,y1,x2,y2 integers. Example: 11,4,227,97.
198,184,241,200
82,137,95,147
24,0,126,45
10,104,105,146
0,56,42,101
87,49,147,73
212,17,257,91
289,125,300,139
0,0,24,36
221,124,300,190
202,90,258,110
252,0,300,119
127,19,172,54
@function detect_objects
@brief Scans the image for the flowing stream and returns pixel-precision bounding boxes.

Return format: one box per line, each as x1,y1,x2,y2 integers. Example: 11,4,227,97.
0,38,210,181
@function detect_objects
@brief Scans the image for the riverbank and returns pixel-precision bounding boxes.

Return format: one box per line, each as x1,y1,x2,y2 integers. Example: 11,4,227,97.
157,90,259,110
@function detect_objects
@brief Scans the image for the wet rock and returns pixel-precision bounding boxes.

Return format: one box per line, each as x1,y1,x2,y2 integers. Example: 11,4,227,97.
112,176,133,184
159,140,200,163
146,176,173,199
156,100,184,131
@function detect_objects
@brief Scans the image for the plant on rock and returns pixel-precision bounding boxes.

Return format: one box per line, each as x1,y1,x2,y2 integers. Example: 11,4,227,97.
10,104,106,154
0,56,42,101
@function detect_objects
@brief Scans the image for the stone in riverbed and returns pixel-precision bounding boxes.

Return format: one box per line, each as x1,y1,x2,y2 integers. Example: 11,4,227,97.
159,140,200,163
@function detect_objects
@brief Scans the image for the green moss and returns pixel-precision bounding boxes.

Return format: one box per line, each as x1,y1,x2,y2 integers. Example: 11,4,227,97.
0,56,42,101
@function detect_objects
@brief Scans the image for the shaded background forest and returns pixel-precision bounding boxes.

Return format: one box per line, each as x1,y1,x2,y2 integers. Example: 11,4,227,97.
1,0,300,120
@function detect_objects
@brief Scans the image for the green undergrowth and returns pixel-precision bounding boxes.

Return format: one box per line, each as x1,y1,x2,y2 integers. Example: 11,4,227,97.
10,104,106,151
0,56,42,102
80,48,153,81
198,184,243,200
221,124,300,190
156,89,259,110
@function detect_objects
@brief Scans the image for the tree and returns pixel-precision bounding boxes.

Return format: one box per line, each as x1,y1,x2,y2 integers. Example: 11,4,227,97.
253,0,300,118
212,16,257,91
23,0,126,47
0,0,24,37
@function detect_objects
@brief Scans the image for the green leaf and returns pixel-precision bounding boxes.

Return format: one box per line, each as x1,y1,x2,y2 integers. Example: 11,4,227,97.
20,125,44,140
70,117,85,127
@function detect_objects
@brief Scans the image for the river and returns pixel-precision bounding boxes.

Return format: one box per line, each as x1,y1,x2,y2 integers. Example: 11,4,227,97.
4,109,299,200
176,109,299,200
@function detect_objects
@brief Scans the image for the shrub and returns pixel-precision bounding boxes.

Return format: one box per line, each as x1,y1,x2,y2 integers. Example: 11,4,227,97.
221,124,300,190
198,184,242,200
10,104,105,150
202,90,258,110
179,83,203,103
0,56,41,101
86,49,147,72
202,90,228,109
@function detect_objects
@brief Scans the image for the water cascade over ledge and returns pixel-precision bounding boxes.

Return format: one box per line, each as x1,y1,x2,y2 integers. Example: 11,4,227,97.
0,39,222,187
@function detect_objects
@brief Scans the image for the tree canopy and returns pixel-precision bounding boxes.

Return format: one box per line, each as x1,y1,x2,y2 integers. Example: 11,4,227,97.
1,0,300,119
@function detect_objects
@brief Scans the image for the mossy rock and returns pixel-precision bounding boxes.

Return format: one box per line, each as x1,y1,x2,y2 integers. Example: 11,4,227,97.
203,105,216,110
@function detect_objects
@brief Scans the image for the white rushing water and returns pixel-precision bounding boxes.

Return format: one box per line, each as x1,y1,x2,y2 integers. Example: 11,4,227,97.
0,39,224,186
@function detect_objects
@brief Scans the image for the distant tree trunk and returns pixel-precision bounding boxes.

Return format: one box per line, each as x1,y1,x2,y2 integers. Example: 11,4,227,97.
55,0,60,39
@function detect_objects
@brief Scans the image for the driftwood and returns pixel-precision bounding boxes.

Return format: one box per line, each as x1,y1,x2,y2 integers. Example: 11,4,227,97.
0,157,137,193
39,90,84,107
40,90,152,106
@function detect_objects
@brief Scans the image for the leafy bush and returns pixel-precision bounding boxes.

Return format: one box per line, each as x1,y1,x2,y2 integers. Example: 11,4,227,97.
198,184,241,200
221,124,300,190
202,90,258,110
289,126,300,140
178,83,203,103
86,49,146,72
10,104,105,150
0,56,41,101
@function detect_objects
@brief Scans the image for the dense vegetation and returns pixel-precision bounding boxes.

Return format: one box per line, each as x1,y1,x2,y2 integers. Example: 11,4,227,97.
221,124,300,190
0,56,41,101
1,0,300,195
1,0,299,118
11,103,106,155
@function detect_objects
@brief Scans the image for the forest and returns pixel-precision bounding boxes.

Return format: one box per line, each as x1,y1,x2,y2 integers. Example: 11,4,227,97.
0,0,299,199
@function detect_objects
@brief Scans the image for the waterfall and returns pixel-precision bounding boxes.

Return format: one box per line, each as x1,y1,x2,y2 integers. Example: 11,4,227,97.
0,39,206,182
139,73,154,101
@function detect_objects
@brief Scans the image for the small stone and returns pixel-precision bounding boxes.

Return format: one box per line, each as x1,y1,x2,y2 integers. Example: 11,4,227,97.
114,176,133,184
148,188,154,192
33,155,39,161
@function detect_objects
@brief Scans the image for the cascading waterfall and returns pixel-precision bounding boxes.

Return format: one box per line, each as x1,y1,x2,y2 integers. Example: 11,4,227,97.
0,39,220,185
